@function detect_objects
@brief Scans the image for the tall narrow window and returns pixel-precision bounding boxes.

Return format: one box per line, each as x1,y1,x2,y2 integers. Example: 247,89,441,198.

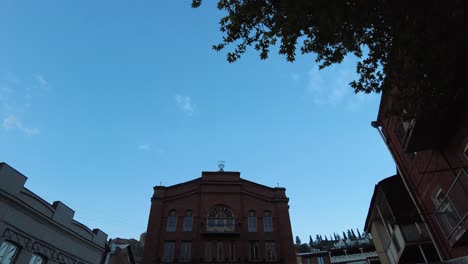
0,241,18,264
249,241,259,261
217,241,224,262
229,241,236,261
183,210,193,232
180,241,192,262
162,241,175,262
317,256,324,264
166,210,177,232
205,241,212,262
265,241,276,261
263,211,273,232
248,210,257,232
29,254,45,264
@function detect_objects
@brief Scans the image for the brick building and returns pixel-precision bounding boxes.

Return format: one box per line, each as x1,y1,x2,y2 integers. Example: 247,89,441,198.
142,170,296,264
367,89,468,263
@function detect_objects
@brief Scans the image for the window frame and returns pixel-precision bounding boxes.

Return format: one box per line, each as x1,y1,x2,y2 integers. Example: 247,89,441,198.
318,256,324,264
229,241,236,261
207,206,235,232
263,211,273,232
216,241,223,262
265,241,276,261
248,210,257,232
162,241,175,262
166,210,177,232
183,210,193,232
29,254,46,264
205,241,212,262
180,241,192,262
0,241,19,264
248,241,259,261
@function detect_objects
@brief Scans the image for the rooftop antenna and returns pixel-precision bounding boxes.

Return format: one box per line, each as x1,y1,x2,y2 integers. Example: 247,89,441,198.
218,160,225,172
277,182,279,187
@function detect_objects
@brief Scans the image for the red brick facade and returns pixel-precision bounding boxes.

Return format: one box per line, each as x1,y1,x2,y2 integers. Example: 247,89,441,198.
142,171,296,264
375,93,468,261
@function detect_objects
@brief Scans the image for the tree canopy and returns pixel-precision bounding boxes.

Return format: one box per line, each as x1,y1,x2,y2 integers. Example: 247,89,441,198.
192,0,466,117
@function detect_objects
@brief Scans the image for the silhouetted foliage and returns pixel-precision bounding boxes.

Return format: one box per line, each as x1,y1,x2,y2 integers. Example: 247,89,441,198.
295,243,312,253
295,236,301,246
192,0,467,118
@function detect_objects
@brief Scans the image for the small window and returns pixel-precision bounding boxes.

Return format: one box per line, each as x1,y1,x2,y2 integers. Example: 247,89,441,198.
229,241,236,261
249,241,259,261
29,254,45,264
318,256,325,264
216,241,223,262
166,210,177,232
263,211,273,232
0,241,18,264
183,210,193,232
162,241,175,262
433,187,460,236
180,241,191,262
205,241,212,262
265,241,276,261
248,211,257,232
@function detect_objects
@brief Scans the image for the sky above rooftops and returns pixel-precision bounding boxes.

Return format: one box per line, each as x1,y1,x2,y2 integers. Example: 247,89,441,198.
0,1,394,240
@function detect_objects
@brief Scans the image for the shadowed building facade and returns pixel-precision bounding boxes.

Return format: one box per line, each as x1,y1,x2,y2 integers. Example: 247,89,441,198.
142,170,296,264
367,88,468,263
0,162,108,264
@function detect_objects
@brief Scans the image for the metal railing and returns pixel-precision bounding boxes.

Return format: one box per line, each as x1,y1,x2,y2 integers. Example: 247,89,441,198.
206,218,236,233
435,168,468,237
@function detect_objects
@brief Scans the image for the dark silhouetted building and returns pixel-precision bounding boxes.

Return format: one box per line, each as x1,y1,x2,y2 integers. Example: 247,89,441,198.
367,89,468,263
0,162,108,264
142,170,296,264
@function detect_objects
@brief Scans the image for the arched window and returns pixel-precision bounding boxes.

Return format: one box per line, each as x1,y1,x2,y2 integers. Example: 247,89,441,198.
166,210,177,232
29,254,46,264
0,241,18,264
248,210,257,232
263,211,273,232
207,206,235,232
183,210,193,232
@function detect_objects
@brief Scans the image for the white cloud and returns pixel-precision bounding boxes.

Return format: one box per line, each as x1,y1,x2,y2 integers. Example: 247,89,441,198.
291,73,300,81
2,115,40,136
175,94,194,114
138,144,152,151
34,74,49,88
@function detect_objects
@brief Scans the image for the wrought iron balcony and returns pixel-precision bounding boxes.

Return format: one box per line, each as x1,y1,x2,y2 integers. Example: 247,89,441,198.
202,218,239,236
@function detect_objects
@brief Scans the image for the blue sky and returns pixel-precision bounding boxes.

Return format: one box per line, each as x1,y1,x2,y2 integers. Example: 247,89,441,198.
0,1,394,240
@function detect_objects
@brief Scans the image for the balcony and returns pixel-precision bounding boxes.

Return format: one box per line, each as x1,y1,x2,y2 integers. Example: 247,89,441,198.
435,168,468,247
202,218,239,236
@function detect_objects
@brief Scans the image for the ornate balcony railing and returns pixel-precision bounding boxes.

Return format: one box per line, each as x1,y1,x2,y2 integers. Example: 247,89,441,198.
205,218,236,233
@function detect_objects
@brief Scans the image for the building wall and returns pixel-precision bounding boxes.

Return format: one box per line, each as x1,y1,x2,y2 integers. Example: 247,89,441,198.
299,254,331,264
0,162,107,264
378,99,468,260
143,171,296,264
